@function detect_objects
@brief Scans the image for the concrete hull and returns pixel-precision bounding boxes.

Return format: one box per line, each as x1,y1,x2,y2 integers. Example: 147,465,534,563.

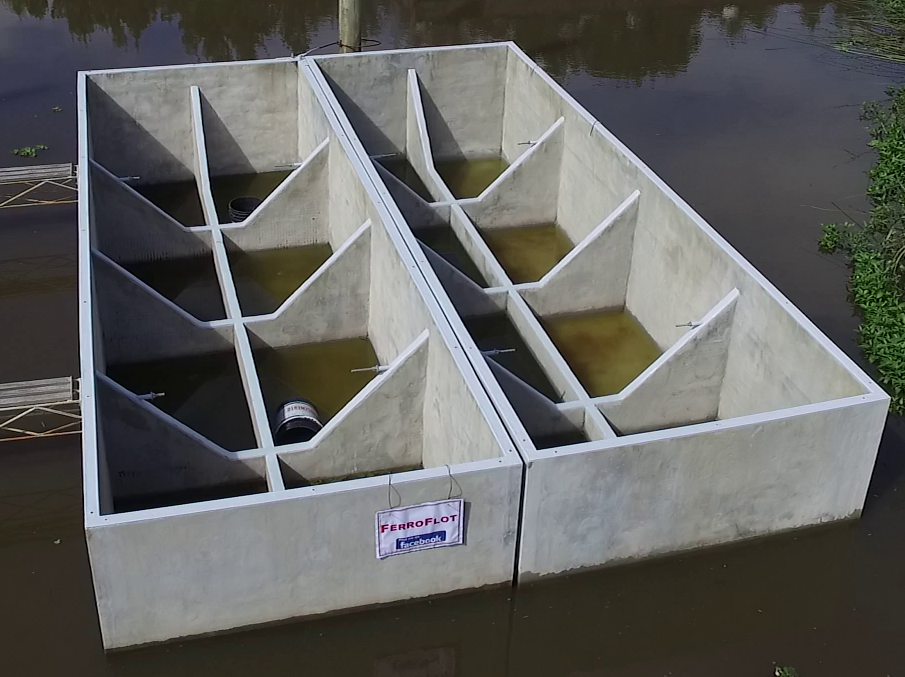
78,56,522,649
306,43,889,579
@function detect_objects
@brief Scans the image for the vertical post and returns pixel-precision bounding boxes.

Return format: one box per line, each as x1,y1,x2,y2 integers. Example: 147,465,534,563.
339,0,361,53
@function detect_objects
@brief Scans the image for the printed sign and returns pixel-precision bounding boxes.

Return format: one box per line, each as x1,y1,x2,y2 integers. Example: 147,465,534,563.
376,499,464,559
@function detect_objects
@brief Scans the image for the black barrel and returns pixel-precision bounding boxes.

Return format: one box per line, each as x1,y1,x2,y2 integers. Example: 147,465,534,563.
228,196,262,222
274,399,323,445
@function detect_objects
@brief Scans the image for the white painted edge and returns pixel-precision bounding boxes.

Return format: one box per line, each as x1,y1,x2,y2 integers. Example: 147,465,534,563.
80,55,299,77
78,71,102,520
447,204,510,287
189,85,218,226
309,42,512,62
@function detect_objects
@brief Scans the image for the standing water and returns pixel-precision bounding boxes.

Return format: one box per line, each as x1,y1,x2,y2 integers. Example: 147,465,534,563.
2,0,905,674
543,309,662,396
121,255,226,321
134,180,206,226
480,222,574,283
434,156,509,198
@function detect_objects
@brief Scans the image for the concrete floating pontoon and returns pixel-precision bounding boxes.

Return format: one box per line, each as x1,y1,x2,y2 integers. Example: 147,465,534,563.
78,58,522,649
79,43,888,649
304,43,889,579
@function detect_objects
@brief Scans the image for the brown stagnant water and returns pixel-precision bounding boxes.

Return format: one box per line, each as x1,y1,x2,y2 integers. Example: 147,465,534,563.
434,156,509,198
415,225,489,286
375,155,434,201
133,180,206,226
228,243,333,315
3,0,905,674
543,309,662,396
480,222,574,283
105,351,258,453
211,170,292,223
121,254,226,321
253,336,379,435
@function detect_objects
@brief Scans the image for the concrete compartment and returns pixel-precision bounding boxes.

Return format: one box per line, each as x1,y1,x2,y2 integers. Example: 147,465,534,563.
307,44,890,580
78,58,523,649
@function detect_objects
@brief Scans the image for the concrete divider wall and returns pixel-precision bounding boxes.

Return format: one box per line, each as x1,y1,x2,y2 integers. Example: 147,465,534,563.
317,45,508,158
86,59,300,184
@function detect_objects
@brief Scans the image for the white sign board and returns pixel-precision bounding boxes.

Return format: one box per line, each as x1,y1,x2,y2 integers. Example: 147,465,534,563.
375,499,464,559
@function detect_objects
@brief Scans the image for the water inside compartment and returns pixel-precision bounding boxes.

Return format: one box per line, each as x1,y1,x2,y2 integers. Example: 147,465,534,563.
210,170,292,223
105,350,258,452
415,226,488,287
375,156,434,201
463,312,560,401
434,156,509,198
480,222,574,283
228,244,333,316
254,337,380,440
122,255,226,321
532,428,590,449
133,180,206,226
543,309,661,397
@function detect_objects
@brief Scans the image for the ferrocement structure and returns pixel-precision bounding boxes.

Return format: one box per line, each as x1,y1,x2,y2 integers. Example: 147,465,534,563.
78,42,889,649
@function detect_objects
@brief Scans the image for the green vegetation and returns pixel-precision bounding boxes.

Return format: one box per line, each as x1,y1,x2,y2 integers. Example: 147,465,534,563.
52,106,62,113
774,668,799,677
10,144,48,158
820,87,905,414
837,0,905,63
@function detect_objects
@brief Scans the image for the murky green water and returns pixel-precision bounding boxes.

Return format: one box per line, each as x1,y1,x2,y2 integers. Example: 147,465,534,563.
481,222,574,283
464,312,560,401
254,337,379,435
229,244,333,316
3,0,905,673
211,170,292,223
543,309,662,396
415,226,488,286
134,180,206,226
122,254,226,321
106,350,257,451
434,156,509,198
376,156,434,201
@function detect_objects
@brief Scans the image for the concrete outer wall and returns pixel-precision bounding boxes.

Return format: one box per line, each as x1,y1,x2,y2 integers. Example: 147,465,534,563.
317,46,508,158
87,465,521,649
518,395,888,578
87,60,299,183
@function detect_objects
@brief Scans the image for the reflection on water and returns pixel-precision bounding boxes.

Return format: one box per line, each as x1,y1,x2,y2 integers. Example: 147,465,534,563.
480,223,573,283
1,0,856,81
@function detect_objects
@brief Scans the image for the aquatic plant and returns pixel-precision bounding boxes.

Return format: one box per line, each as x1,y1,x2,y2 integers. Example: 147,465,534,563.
774,668,799,677
821,87,905,415
11,144,48,158
836,0,905,63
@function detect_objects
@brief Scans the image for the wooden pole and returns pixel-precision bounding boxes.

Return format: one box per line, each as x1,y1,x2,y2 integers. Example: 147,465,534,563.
339,0,361,53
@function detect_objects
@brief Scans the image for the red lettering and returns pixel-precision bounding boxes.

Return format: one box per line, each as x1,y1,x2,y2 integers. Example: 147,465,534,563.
415,520,424,528
406,521,415,530
380,524,389,533
449,514,458,522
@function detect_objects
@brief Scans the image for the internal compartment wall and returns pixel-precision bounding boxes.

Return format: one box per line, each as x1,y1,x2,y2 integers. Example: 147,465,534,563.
316,46,508,158
87,466,522,648
625,187,867,416
501,47,563,164
87,61,298,183
518,396,889,579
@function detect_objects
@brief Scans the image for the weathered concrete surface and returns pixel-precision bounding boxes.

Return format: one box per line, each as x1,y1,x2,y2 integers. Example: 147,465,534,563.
318,46,508,158
97,377,265,498
245,222,370,345
93,254,231,364
520,190,638,315
595,289,738,434
224,140,329,250
460,118,563,228
518,395,889,578
278,335,428,479
90,161,211,263
87,463,521,649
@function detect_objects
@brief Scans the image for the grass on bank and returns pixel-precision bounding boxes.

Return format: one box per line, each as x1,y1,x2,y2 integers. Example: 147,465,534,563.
820,86,905,415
